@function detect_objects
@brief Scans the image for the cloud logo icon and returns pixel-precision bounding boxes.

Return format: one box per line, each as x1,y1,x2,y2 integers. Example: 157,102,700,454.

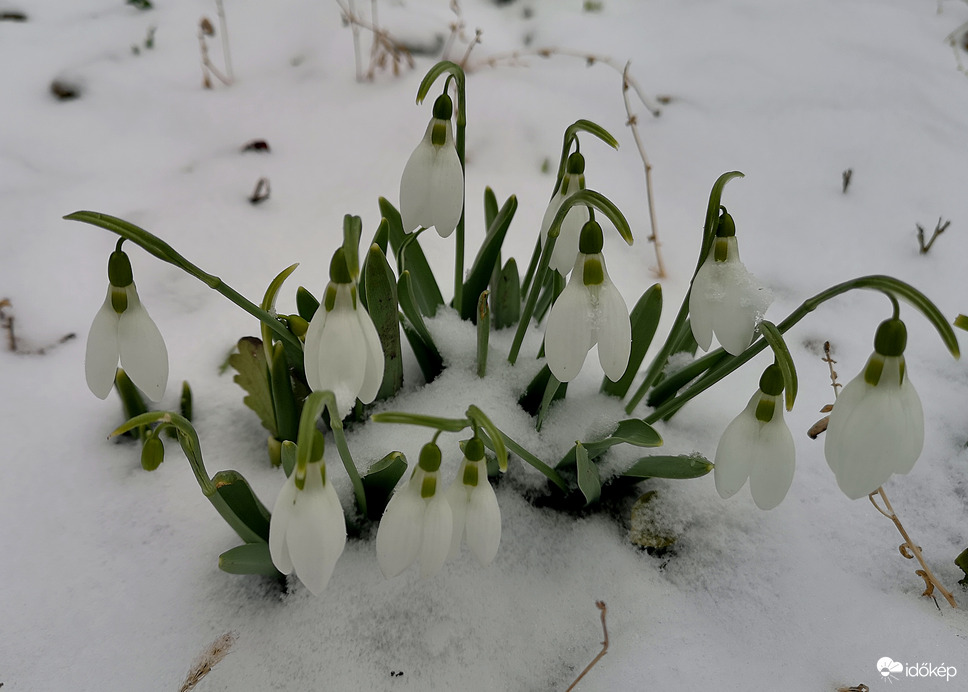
877,657,903,677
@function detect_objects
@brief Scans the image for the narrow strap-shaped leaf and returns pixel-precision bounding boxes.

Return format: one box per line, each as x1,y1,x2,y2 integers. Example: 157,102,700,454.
622,454,713,480
361,452,408,521
518,363,565,417
398,271,443,380
557,418,663,468
477,290,490,378
575,442,602,506
602,283,662,398
483,186,499,229
371,411,471,431
218,543,281,576
269,341,299,442
534,372,560,432
466,405,508,472
342,214,362,279
212,469,273,542
646,350,728,408
379,197,443,317
363,244,404,399
460,194,517,320
296,286,319,322
493,258,520,330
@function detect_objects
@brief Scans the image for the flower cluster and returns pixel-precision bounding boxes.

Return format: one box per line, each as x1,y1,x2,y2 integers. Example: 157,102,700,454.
377,438,501,579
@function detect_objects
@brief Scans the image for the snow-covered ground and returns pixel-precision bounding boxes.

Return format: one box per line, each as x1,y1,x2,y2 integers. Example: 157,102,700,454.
2,1,968,689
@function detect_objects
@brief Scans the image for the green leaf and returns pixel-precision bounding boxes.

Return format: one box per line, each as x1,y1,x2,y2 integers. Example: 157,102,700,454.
296,286,319,322
371,411,470,431
477,290,490,378
397,270,443,381
484,186,499,229
379,197,443,317
466,405,508,472
518,364,565,417
622,454,713,480
114,368,149,440
363,243,404,400
955,314,968,332
461,194,517,320
342,215,362,279
602,283,662,398
699,171,744,264
179,380,193,421
493,258,521,330
229,337,277,436
213,470,273,542
646,350,729,408
558,419,663,468
575,443,601,506
361,452,408,521
955,547,968,587
269,342,299,442
218,543,281,576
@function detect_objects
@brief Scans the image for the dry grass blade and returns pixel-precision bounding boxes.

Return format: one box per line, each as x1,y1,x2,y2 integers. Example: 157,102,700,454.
565,601,609,691
179,631,238,692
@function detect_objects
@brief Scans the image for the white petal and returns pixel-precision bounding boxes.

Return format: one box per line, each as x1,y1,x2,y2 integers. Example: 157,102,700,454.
748,414,796,510
714,393,759,499
688,255,715,352
85,289,121,399
712,280,757,356
464,479,501,566
418,494,453,578
355,305,385,405
286,466,346,595
117,285,168,402
269,473,298,575
544,276,593,382
307,286,367,415
427,125,463,238
444,468,470,561
593,270,631,381
303,303,329,392
400,123,436,232
824,360,924,500
375,482,424,578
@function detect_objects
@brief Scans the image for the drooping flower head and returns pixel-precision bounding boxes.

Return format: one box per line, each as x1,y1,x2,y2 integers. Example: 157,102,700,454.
689,210,772,356
539,152,590,276
269,431,347,595
825,318,924,499
376,441,453,579
85,245,168,401
445,436,501,566
400,93,464,238
545,220,631,383
714,364,795,510
303,247,384,417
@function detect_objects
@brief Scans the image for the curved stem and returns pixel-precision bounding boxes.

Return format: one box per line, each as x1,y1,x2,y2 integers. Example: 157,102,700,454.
65,211,302,352
645,275,959,423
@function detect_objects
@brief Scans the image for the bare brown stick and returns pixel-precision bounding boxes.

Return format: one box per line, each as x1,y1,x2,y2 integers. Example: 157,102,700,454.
179,631,237,692
565,601,609,692
868,488,957,608
347,0,363,81
0,298,15,351
916,217,951,254
470,48,661,117
198,18,232,88
458,28,483,69
335,0,414,80
622,61,665,278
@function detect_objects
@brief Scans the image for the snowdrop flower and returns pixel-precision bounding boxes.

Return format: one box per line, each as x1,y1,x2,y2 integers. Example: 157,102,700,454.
269,441,347,596
85,247,168,401
399,93,463,238
445,437,501,566
545,220,631,382
376,442,453,579
689,212,772,356
304,247,385,417
539,152,590,275
714,364,795,510
825,318,923,500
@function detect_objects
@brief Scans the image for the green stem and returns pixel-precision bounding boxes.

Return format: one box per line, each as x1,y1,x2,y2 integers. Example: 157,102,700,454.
65,211,302,352
645,275,959,423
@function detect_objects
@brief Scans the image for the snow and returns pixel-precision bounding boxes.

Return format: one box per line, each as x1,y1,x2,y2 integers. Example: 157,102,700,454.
3,0,968,690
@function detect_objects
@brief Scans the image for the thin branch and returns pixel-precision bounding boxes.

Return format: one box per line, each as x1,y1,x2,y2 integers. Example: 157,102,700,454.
868,488,957,608
622,61,665,278
565,601,609,692
215,0,233,83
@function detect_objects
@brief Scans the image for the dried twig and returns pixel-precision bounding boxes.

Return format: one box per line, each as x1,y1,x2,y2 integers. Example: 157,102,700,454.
868,488,957,608
1,298,75,355
335,0,414,81
198,17,232,88
215,0,233,83
249,177,271,205
565,601,609,692
807,341,839,439
916,217,951,254
622,61,665,278
179,631,237,692
842,168,852,193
